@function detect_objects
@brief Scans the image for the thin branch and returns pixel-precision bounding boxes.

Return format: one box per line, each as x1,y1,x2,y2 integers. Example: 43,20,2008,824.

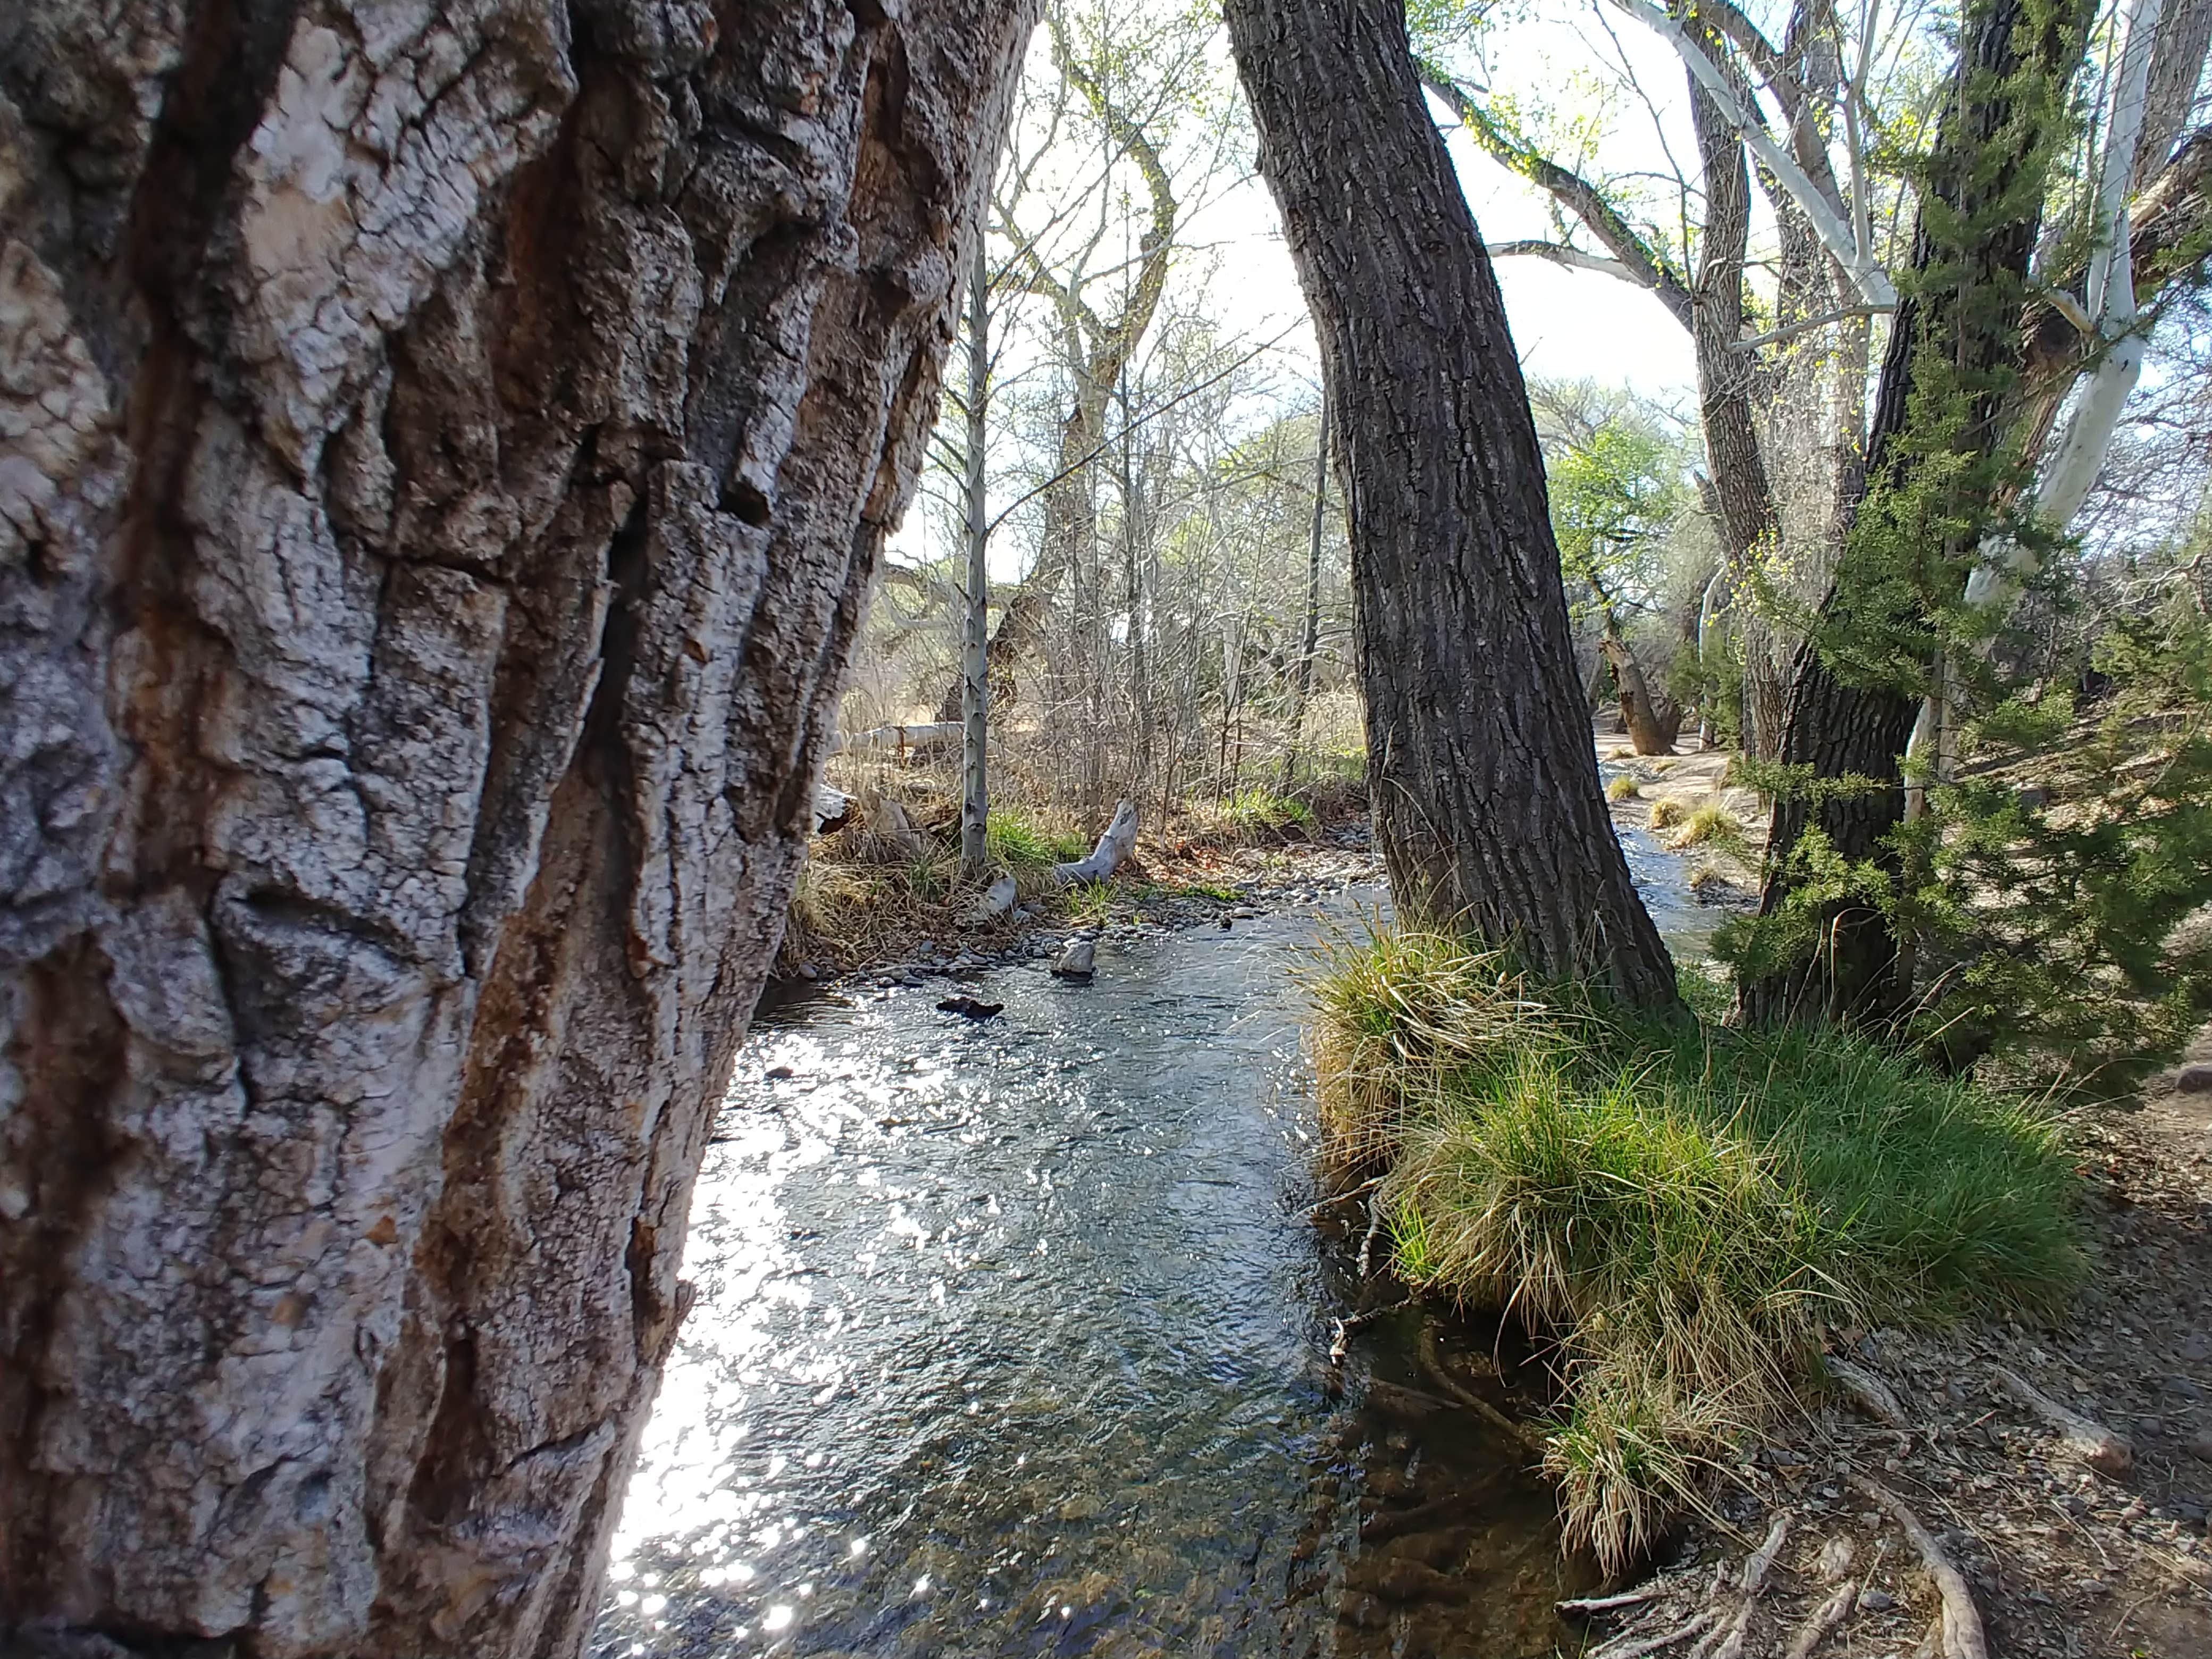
1601,0,1897,305
1730,300,1896,348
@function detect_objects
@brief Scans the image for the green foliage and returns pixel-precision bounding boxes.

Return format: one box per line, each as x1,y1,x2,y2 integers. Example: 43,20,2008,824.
987,809,1091,871
1718,0,2212,1083
1063,877,1117,925
1309,930,2079,1567
1537,384,1690,630
1220,786,1315,835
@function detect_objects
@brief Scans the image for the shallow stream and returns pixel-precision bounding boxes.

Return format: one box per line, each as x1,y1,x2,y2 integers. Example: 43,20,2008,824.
593,828,1714,1658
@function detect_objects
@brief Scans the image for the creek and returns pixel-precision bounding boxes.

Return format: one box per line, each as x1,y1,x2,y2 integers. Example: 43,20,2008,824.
593,825,1714,1658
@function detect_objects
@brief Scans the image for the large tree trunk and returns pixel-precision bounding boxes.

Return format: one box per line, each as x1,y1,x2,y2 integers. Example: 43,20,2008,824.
0,4,1034,1655
1738,0,2083,1024
1222,0,1678,1006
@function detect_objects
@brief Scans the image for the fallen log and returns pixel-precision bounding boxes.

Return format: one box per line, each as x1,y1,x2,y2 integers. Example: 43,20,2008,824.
813,783,855,834
831,720,962,757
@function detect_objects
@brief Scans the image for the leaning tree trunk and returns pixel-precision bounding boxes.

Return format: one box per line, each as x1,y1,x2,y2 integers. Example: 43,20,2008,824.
1222,0,1678,1006
0,4,1034,1656
1738,0,2083,1025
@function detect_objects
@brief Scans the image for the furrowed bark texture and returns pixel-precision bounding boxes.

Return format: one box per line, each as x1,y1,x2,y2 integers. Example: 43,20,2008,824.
1222,0,1679,1006
0,3,1034,1654
1739,0,2077,1024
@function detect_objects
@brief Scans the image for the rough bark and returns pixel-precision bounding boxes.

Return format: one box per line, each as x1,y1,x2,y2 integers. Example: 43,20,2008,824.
1223,0,1679,1006
959,233,991,881
1740,0,2081,1024
0,3,1035,1655
2136,0,2212,181
1602,635,1683,755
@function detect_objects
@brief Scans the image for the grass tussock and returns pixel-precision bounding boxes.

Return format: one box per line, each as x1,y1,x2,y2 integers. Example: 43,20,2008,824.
1308,928,2080,1569
1645,794,1690,830
1661,801,1742,852
1606,774,1641,803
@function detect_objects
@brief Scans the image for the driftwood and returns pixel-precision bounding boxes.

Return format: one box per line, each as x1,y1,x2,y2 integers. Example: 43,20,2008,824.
1992,1364,2133,1474
814,783,856,833
1852,1477,1988,1659
958,874,1018,926
1053,798,1140,885
1781,1581,1858,1659
1826,1356,1908,1426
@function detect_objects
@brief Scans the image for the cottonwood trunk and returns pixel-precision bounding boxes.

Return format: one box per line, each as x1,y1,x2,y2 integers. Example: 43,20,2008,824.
0,4,1034,1655
1739,0,2080,1024
1602,636,1682,756
1223,0,1678,1005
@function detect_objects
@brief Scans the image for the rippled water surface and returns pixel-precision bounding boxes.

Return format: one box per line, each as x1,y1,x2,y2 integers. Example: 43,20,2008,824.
597,853,1714,1658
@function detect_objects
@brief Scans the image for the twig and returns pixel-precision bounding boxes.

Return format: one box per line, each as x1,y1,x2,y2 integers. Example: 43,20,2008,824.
1741,1510,1794,1594
1327,1297,1413,1361
1591,1607,1715,1659
1300,1175,1381,1219
1560,1587,1666,1616
1851,1477,1988,1659
1356,1190,1386,1278
1418,1327,1547,1454
1991,1363,2133,1474
1781,1580,1858,1659
1826,1355,1908,1426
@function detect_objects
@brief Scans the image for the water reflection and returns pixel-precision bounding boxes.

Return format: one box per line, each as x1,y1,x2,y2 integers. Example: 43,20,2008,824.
593,900,1603,1657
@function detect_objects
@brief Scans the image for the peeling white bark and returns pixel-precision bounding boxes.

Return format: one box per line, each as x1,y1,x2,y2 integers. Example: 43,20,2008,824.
0,3,1038,1655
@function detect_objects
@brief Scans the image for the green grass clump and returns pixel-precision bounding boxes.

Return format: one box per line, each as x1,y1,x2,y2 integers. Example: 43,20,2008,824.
1663,801,1742,851
987,809,1091,870
1309,929,2080,1569
1063,877,1116,925
1606,774,1640,802
1220,787,1317,837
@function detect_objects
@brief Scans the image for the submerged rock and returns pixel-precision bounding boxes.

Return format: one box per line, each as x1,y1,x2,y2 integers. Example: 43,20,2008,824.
935,995,1003,1019
1052,937,1097,980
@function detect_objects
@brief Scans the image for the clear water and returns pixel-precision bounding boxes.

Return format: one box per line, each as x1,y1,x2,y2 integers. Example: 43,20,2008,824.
596,848,1713,1658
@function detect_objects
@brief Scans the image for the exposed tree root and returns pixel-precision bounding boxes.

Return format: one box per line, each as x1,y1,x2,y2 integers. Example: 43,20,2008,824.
1689,1509,1791,1659
1826,1355,1908,1426
1852,1476,1989,1659
1560,1586,1666,1616
1781,1579,1858,1659
1991,1363,2133,1474
1591,1607,1716,1659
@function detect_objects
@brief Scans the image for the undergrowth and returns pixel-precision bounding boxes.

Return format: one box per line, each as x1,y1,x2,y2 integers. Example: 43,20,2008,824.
1308,928,2080,1570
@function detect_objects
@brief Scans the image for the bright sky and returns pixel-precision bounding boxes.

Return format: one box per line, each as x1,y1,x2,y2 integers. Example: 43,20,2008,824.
1168,1,1708,397
894,0,1720,571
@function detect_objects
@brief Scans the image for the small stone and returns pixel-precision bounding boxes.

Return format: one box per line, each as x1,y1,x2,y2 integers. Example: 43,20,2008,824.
2187,1429,2212,1464
2163,1376,2205,1402
1050,937,1096,980
2175,1064,2212,1093
1859,1588,1897,1612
